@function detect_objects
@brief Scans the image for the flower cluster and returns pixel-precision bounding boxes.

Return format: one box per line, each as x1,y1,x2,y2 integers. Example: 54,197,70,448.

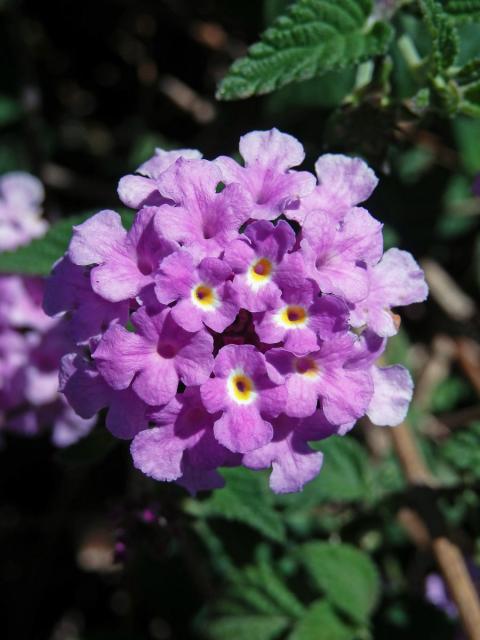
0,173,95,446
47,130,428,493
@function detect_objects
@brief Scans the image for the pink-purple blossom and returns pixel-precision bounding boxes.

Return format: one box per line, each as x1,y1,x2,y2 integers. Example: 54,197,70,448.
44,132,428,494
0,173,95,446
0,172,47,251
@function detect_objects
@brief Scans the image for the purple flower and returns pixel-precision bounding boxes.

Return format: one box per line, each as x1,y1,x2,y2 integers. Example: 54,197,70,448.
224,220,302,312
266,334,374,423
0,172,47,251
201,344,286,453
130,387,233,494
289,154,378,224
301,207,383,303
0,329,28,412
215,128,315,220
254,285,348,355
367,365,413,426
93,307,214,406
153,158,252,257
50,399,97,448
350,248,428,337
59,353,149,439
42,131,428,493
118,147,202,209
69,207,176,302
43,256,129,343
0,276,54,331
154,250,238,332
243,411,338,493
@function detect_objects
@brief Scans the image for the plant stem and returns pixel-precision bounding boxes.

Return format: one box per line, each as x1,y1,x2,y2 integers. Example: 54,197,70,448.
390,422,480,640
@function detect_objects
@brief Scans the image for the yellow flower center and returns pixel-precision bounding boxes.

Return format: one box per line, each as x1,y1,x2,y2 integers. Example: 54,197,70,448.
191,284,217,310
250,257,273,280
278,305,308,328
294,356,319,378
227,371,257,404
247,257,274,290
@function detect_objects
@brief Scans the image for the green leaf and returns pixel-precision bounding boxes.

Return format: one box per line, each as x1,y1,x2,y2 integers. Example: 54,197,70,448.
207,615,289,640
420,0,459,72
312,436,372,503
443,0,480,23
216,0,393,100
288,601,354,640
452,116,480,171
276,436,373,530
0,210,134,276
0,95,21,127
441,421,480,478
242,560,306,618
187,468,286,543
430,375,474,412
462,77,480,107
297,542,380,623
456,57,480,84
266,68,356,113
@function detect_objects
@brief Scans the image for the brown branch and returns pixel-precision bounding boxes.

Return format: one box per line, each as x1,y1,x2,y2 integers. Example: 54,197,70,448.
456,338,480,397
390,423,480,640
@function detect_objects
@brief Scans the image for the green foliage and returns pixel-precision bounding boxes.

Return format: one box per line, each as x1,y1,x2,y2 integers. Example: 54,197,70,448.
453,116,480,171
0,213,91,275
240,559,306,618
297,542,380,623
0,210,134,276
442,0,480,23
277,436,373,530
440,422,480,478
186,468,286,542
217,0,480,117
288,601,354,640
312,436,373,503
0,95,21,127
206,614,289,640
420,0,459,73
456,57,480,84
216,0,393,100
429,375,474,412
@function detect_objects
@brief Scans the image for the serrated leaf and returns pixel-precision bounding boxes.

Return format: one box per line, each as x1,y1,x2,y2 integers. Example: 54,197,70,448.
206,614,289,640
216,0,393,100
190,468,286,543
420,0,459,72
297,542,380,623
443,0,480,23
288,601,354,640
0,210,134,275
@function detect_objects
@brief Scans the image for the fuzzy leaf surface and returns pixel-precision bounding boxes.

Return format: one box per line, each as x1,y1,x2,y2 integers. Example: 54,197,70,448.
216,0,393,100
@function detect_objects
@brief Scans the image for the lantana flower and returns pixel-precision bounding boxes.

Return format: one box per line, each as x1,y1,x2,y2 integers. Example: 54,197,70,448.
0,174,95,446
45,130,428,494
